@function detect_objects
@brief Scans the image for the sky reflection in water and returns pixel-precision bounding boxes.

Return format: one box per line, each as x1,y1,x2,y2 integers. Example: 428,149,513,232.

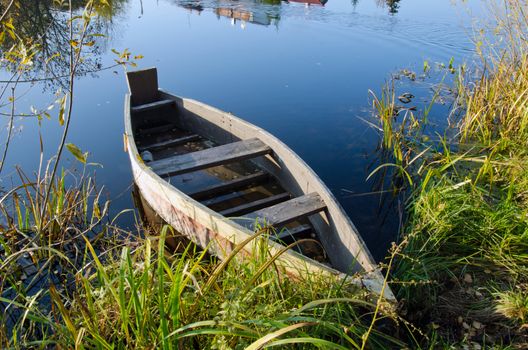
0,0,485,260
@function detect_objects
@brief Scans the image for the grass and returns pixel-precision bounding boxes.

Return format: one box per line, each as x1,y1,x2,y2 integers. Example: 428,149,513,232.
0,167,115,347
2,0,528,348
367,0,528,347
0,169,402,349
56,229,402,349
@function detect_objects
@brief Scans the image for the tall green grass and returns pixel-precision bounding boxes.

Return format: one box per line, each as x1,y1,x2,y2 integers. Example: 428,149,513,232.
369,0,528,346
0,168,402,348
0,168,114,348
52,228,403,349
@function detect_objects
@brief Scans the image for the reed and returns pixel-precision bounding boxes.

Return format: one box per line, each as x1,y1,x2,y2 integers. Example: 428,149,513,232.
373,0,528,346
0,168,403,348
0,167,116,348
52,227,402,349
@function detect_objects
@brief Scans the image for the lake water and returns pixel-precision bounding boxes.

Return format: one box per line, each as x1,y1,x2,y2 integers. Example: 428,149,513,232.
0,0,486,260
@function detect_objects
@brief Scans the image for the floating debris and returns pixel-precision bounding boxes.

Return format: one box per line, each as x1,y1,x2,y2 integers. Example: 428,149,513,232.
398,92,415,104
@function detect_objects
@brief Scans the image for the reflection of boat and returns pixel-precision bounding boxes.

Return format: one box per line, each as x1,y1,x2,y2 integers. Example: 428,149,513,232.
124,68,394,300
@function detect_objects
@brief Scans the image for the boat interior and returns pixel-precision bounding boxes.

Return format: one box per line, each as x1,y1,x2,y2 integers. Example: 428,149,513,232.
129,92,331,264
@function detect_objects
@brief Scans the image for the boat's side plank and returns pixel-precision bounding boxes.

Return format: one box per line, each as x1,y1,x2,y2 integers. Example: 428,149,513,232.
131,99,175,113
188,171,269,201
239,192,326,228
219,192,290,217
139,134,201,152
150,138,272,177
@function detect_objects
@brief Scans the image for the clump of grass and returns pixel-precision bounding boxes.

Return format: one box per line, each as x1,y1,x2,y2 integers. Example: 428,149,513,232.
0,167,118,348
375,0,528,346
1,168,402,348
367,81,427,193
53,227,403,348
494,286,528,325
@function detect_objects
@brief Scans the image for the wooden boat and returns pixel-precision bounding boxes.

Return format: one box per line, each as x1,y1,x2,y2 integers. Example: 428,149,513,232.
124,67,394,300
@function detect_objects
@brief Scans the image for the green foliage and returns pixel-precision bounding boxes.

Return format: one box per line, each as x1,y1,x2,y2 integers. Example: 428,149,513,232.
376,0,528,346
66,142,88,163
56,230,400,349
0,171,401,348
0,168,110,348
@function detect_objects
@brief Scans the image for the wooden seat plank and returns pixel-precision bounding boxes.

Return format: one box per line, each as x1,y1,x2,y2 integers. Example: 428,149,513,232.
131,99,175,113
219,192,290,217
236,192,326,228
139,134,201,151
188,171,269,201
137,123,177,136
149,138,272,177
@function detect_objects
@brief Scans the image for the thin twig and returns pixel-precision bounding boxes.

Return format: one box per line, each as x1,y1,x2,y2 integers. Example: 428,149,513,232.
0,0,15,23
0,85,17,175
39,0,95,232
0,63,121,84
360,251,396,350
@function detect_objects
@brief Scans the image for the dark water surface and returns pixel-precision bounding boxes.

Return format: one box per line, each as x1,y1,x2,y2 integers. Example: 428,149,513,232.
0,0,486,260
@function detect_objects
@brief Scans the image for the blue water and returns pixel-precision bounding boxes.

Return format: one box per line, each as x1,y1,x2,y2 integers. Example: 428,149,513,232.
0,0,486,260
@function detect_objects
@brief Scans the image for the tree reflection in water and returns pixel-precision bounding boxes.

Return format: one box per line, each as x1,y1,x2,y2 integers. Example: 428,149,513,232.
0,0,127,89
376,0,401,14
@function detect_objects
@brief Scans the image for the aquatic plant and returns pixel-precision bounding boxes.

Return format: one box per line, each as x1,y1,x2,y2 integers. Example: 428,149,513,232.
0,168,115,347
370,0,528,346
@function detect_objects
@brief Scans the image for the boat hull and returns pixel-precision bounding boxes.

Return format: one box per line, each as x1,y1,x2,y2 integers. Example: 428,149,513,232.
124,81,395,301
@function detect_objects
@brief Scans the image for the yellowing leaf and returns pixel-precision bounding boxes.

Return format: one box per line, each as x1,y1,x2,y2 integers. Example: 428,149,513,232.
4,19,15,30
66,143,88,164
93,202,101,219
58,95,66,126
